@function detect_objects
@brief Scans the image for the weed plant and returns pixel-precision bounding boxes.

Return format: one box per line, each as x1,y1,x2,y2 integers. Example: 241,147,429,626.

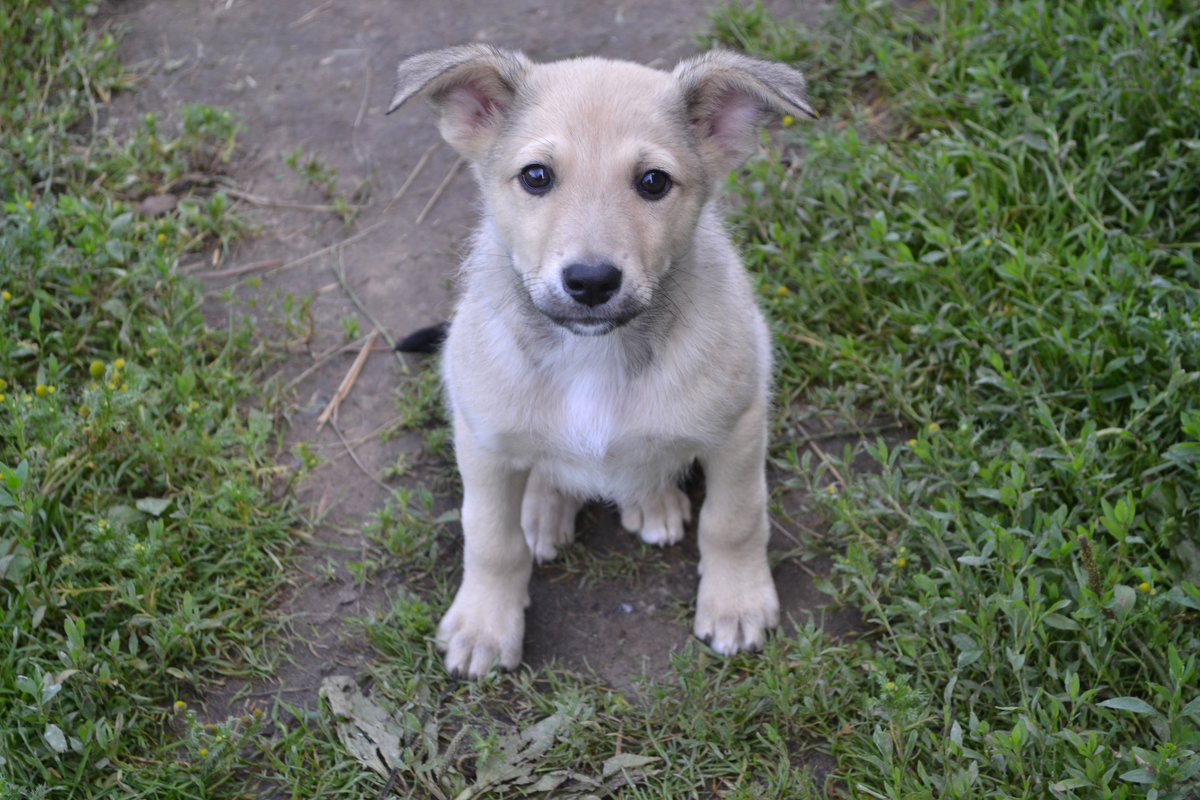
1,2,300,796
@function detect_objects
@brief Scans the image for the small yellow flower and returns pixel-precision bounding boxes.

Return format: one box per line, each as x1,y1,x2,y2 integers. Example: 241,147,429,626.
199,748,209,757
826,485,837,494
896,558,907,568
907,438,916,447
0,394,6,403
885,682,896,691
252,708,263,718
1138,582,1151,593
927,422,941,433
156,233,167,245
842,255,851,263
776,285,789,296
782,114,796,127
35,384,50,398
1,291,10,301
0,379,6,391
47,385,55,394
89,360,106,378
120,383,128,391
983,238,992,246
114,358,126,370
23,200,33,210
174,700,187,711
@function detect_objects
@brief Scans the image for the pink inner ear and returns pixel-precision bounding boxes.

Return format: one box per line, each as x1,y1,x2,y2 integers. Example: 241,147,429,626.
441,82,507,135
705,87,765,154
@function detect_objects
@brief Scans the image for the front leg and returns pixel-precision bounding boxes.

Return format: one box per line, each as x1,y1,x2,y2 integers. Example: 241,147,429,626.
694,397,779,654
437,415,532,677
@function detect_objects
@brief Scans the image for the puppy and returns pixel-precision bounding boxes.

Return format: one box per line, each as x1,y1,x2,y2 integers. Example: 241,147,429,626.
389,45,814,677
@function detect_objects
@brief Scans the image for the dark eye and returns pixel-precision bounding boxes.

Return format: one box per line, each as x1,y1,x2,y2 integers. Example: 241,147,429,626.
636,169,672,200
519,164,554,194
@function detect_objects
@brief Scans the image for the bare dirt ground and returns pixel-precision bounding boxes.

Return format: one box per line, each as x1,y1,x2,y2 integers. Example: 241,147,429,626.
99,0,858,715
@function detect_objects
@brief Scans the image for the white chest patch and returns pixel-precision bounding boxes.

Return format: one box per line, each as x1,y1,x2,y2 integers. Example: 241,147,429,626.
560,368,623,460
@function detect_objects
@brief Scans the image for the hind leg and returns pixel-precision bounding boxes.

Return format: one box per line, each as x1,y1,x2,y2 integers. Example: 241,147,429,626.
521,469,583,563
618,485,692,546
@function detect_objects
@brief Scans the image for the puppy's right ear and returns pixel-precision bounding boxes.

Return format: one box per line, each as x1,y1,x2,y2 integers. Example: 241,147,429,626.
389,44,530,160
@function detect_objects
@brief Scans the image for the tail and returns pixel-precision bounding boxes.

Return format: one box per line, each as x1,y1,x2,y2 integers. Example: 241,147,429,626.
394,322,450,354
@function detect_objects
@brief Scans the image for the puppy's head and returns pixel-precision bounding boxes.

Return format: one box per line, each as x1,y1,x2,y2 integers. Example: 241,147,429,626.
390,45,814,336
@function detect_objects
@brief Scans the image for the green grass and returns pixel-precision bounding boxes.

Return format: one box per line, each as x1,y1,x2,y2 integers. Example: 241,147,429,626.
5,0,1198,798
0,2,303,796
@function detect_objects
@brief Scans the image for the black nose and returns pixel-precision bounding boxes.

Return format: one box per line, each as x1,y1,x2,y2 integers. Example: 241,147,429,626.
561,262,622,307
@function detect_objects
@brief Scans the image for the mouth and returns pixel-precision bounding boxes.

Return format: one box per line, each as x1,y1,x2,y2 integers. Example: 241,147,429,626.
545,313,634,336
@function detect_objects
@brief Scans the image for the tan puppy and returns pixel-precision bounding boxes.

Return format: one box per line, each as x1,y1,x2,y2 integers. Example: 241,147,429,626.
389,45,814,677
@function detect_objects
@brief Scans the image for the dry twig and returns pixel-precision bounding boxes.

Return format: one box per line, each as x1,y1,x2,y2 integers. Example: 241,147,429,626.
331,420,391,493
289,0,332,28
284,337,389,392
415,156,465,224
385,142,440,212
807,439,847,488
316,328,378,433
223,186,343,213
333,250,412,374
195,258,284,280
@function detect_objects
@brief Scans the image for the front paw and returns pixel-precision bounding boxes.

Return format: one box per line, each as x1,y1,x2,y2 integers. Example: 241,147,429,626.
618,486,691,546
436,584,526,678
694,564,780,654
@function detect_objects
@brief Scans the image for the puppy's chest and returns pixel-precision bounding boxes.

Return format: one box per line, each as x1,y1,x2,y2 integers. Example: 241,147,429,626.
526,367,689,465
541,370,696,497
555,370,635,460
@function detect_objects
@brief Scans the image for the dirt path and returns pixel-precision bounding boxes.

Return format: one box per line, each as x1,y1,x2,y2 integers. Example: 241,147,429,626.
100,0,850,713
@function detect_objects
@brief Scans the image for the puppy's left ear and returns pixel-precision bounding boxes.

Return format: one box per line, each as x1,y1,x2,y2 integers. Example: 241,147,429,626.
674,50,816,174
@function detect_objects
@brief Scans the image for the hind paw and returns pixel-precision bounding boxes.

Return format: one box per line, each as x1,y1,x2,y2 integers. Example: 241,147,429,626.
521,470,583,563
618,486,691,546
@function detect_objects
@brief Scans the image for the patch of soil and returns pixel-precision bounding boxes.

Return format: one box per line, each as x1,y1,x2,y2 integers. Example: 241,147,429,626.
98,0,851,717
